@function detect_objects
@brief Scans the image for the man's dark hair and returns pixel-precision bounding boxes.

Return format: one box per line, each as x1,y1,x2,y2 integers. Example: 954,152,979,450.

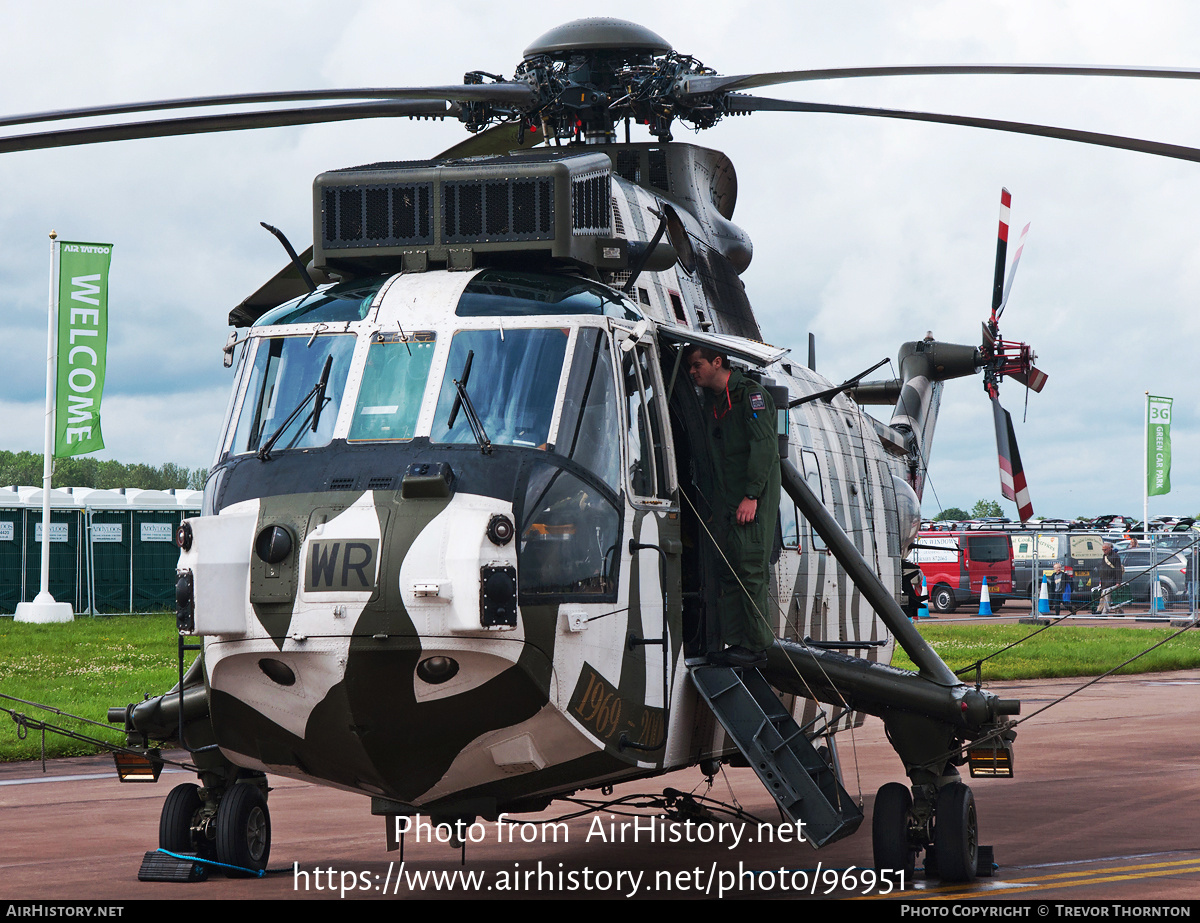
682,344,729,367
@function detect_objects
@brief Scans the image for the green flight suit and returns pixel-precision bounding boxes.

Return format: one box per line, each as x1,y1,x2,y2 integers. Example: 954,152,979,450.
702,368,781,652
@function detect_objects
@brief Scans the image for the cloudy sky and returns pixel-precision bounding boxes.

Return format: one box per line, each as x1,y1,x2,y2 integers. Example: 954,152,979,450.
2,0,1198,521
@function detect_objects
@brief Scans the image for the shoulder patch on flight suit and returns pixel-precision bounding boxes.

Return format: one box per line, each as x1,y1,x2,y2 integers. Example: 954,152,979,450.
749,391,766,412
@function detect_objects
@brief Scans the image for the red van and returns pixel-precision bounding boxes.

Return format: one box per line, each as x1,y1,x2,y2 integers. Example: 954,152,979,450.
912,531,1014,613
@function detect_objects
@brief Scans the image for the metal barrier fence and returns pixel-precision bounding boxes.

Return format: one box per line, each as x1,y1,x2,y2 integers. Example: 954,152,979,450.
1014,530,1200,617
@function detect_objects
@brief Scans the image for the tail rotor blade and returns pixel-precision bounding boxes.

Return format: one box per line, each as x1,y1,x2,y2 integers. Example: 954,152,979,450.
991,188,1011,323
1010,365,1048,393
997,221,1030,320
992,397,1034,522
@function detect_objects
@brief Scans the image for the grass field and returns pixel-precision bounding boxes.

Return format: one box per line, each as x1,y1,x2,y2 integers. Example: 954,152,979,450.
1,614,1198,762
891,621,1200,680
0,614,193,762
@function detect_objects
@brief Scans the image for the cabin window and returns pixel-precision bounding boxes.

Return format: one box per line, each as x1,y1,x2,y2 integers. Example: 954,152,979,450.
556,328,622,492
455,270,640,319
517,461,620,600
780,501,800,548
669,291,686,323
230,334,355,455
254,278,387,326
801,449,828,551
620,341,671,500
348,333,436,442
432,328,568,449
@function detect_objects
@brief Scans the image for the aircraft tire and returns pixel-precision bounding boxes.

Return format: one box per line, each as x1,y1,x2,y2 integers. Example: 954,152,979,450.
159,782,204,855
871,782,916,880
215,782,271,876
931,585,956,613
934,782,978,882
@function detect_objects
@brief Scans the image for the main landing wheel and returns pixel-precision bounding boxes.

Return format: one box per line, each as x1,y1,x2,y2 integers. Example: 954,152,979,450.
872,782,917,880
934,782,978,882
159,782,207,856
215,782,271,876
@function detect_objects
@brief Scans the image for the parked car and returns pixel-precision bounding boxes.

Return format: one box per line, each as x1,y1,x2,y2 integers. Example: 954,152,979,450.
1115,548,1189,608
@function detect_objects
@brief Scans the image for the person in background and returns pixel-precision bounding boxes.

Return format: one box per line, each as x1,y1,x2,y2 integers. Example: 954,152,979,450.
1096,542,1125,615
1047,561,1071,617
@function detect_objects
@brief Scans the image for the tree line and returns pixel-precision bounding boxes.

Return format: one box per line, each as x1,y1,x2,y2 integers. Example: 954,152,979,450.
0,450,207,491
935,500,1003,521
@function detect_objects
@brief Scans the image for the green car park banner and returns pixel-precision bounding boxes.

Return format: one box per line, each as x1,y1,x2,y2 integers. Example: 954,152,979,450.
1147,394,1172,497
54,241,112,458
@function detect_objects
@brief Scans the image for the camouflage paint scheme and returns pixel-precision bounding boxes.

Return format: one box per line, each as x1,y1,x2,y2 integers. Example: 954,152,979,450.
177,144,918,823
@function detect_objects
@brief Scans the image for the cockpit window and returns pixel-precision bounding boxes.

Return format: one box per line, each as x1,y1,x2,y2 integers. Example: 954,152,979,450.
254,278,388,327
231,334,355,454
455,270,641,320
349,332,437,442
432,329,568,449
518,460,620,600
556,327,621,492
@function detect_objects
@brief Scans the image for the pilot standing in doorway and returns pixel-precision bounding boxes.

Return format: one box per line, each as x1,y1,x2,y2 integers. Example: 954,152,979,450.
685,345,780,667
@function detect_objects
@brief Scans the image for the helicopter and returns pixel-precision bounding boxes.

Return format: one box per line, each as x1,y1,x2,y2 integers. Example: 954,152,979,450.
8,15,1200,887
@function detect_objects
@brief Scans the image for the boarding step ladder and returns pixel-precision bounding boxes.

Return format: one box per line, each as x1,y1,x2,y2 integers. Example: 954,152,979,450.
689,663,863,847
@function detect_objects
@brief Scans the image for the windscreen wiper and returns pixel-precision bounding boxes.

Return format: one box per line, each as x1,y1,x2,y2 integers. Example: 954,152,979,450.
446,350,492,455
257,354,333,461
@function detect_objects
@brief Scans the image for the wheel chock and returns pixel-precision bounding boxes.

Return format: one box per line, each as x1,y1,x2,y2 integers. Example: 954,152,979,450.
137,850,209,883
977,844,996,877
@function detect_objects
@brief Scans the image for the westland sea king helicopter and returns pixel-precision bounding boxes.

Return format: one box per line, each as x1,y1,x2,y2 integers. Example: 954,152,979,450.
9,17,1200,884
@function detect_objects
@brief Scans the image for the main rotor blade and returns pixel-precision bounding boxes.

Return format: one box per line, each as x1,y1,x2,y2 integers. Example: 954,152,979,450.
0,85,534,130
681,63,1200,97
0,100,456,154
727,95,1200,163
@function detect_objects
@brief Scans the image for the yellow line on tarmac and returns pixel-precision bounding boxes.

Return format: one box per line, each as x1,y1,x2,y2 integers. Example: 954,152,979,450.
860,856,1200,899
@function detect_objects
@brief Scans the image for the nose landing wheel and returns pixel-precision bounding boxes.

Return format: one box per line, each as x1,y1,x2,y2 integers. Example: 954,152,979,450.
159,782,210,856
157,778,272,878
215,781,272,876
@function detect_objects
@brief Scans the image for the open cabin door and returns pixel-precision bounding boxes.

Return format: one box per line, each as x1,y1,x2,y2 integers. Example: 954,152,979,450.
653,327,790,659
603,323,682,756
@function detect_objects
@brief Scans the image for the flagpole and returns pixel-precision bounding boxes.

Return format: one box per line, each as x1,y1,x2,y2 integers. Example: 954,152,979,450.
15,231,73,623
39,232,58,596
1143,390,1149,543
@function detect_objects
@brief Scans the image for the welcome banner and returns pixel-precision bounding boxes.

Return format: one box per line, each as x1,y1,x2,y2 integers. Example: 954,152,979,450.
1147,394,1173,497
53,241,112,458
